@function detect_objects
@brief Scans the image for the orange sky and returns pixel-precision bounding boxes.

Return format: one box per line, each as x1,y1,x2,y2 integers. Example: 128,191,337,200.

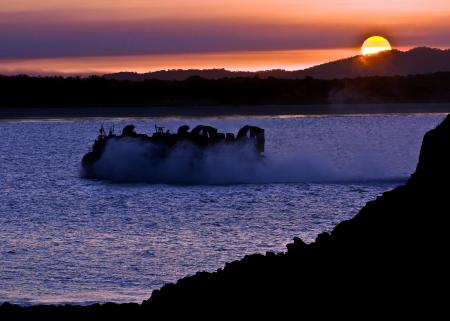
0,49,361,75
3,1,449,21
1,0,449,74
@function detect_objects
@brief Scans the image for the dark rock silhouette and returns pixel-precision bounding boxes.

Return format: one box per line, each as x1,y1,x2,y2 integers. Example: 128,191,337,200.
2,115,450,319
104,47,450,81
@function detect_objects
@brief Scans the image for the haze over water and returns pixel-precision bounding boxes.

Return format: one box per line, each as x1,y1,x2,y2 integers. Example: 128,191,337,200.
0,113,444,305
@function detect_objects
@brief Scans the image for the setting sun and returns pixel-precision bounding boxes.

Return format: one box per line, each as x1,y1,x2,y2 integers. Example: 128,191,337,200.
361,36,392,55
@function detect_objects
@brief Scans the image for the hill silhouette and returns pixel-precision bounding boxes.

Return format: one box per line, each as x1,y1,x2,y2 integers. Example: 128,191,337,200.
104,47,450,81
300,47,450,79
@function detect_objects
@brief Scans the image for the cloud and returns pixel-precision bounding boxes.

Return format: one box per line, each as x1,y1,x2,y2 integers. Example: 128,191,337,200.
0,1,449,61
1,17,449,60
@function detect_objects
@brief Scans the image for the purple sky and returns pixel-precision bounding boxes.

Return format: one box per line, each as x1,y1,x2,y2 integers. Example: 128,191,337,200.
1,1,449,73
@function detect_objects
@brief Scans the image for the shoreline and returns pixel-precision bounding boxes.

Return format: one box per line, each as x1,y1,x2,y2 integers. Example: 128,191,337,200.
1,103,450,120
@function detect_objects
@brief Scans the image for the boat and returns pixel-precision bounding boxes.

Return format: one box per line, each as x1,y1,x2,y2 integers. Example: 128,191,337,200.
81,124,265,176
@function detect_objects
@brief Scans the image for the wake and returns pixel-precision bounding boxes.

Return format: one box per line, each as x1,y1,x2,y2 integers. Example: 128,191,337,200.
81,138,409,185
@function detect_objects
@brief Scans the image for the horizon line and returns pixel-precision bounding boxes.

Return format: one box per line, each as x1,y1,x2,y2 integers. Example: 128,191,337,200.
0,46,448,77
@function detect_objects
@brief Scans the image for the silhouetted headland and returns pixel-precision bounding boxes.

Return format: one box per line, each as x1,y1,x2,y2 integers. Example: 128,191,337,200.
105,47,450,81
2,113,450,318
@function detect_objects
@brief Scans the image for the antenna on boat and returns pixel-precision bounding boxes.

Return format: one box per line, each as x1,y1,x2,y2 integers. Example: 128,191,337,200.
99,124,106,139
155,124,165,134
108,124,115,137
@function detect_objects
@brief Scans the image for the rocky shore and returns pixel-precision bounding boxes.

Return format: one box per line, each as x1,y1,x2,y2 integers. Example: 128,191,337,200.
2,115,450,319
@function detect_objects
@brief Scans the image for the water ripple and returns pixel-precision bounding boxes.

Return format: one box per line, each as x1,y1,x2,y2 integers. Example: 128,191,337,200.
0,113,444,305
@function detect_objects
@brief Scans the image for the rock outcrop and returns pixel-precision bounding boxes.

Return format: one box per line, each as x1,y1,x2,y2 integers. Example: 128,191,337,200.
2,115,450,319
144,114,450,314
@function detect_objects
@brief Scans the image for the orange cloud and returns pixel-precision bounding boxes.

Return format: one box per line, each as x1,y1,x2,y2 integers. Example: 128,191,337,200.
2,1,449,23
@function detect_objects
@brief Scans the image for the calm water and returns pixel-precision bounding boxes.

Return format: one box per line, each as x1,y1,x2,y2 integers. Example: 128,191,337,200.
0,113,445,305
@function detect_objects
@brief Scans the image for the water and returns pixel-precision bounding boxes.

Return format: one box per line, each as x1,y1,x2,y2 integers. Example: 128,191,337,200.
0,113,445,305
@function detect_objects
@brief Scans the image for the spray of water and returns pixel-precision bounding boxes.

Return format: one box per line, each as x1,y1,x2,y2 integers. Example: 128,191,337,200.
81,138,408,184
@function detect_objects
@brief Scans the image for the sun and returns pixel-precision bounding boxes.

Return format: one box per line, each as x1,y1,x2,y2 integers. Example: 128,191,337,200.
361,36,392,56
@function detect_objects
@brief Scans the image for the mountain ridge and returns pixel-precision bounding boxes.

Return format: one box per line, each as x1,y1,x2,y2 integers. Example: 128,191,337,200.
104,47,450,81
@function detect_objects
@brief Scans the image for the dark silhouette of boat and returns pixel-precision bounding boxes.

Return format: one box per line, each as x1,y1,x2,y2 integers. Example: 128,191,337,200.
81,124,265,175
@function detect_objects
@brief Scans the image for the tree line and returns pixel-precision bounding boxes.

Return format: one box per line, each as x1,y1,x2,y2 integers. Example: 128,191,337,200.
1,72,449,107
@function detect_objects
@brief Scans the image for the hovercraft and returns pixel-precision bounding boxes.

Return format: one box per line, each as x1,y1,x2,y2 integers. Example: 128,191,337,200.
81,124,265,177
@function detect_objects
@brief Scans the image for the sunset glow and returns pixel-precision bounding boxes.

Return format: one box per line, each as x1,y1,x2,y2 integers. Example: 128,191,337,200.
0,48,361,75
0,1,449,74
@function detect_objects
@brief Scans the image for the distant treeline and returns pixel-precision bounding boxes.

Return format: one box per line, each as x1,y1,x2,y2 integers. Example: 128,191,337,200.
1,72,450,107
